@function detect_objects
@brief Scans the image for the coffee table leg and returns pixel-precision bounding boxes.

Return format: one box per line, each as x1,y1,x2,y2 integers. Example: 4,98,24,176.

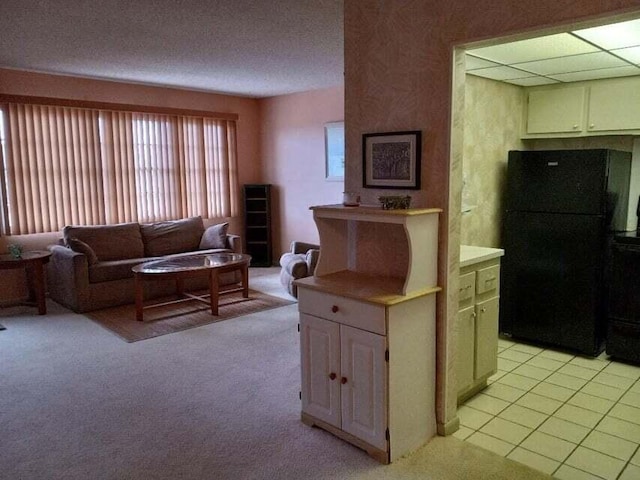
210,270,219,316
135,273,144,322
242,263,249,298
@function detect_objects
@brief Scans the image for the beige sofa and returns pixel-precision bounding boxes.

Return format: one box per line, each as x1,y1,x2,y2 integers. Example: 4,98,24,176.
47,216,242,313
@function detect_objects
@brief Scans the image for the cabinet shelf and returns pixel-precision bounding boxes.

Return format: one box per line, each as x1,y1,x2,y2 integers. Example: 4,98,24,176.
296,270,441,306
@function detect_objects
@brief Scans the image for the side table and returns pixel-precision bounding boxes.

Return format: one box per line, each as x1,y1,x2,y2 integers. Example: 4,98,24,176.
0,250,52,315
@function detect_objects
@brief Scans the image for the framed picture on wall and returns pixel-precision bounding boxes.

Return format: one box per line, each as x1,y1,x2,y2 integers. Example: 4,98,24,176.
325,121,345,181
362,130,421,189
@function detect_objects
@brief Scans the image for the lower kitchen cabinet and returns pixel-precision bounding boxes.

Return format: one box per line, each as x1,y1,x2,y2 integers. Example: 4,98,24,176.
457,247,504,403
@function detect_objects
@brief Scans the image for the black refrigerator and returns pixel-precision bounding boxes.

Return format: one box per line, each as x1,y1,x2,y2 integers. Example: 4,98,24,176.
500,149,631,356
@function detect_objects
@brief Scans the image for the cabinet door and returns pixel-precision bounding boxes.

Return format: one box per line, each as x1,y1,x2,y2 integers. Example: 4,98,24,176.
300,314,341,427
588,79,640,132
340,325,387,450
456,306,476,395
526,87,585,134
475,297,499,380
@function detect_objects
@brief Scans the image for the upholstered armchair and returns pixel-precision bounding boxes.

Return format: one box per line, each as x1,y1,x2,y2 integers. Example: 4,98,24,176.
279,241,320,298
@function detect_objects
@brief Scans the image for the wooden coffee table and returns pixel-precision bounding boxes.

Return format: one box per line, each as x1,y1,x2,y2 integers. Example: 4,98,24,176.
132,253,251,322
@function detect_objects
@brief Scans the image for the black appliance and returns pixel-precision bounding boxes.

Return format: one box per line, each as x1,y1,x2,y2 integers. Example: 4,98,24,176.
607,231,640,363
500,149,632,356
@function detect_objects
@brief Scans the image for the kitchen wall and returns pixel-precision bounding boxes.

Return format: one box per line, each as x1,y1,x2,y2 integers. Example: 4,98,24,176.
259,86,344,257
461,75,525,248
461,75,639,248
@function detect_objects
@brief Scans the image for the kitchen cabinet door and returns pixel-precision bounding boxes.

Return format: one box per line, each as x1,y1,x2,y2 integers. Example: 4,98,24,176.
340,324,387,450
588,78,640,132
526,87,586,134
476,297,499,379
300,314,341,428
456,306,476,395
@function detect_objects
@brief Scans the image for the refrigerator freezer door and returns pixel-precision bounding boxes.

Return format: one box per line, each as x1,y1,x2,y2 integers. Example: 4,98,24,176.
500,211,606,355
506,150,608,215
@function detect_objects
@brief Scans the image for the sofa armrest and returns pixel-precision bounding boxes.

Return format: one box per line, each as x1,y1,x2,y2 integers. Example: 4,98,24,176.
306,249,320,276
47,244,90,312
226,234,242,253
291,241,320,255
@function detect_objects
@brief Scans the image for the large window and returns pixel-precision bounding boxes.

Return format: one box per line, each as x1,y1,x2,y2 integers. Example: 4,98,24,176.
0,103,238,234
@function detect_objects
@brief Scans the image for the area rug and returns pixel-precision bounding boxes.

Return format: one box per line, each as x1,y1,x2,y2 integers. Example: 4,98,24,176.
85,290,295,343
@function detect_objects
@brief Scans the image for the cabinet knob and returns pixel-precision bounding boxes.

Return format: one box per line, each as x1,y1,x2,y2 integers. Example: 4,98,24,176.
341,377,348,384
589,124,595,129
329,372,337,380
572,124,578,129
481,307,486,313
331,305,339,313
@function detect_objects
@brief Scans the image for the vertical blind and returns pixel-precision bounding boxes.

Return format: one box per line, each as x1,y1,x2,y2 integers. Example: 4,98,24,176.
0,103,238,234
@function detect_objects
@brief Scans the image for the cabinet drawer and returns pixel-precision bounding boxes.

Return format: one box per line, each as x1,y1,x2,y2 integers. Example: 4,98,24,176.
459,272,476,304
476,265,499,295
298,288,386,335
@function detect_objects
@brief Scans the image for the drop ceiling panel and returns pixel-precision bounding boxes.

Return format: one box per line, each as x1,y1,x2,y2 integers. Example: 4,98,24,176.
467,65,534,81
506,77,559,87
465,19,640,86
612,46,640,65
514,51,628,75
465,55,500,70
574,18,640,50
467,33,599,64
549,65,640,82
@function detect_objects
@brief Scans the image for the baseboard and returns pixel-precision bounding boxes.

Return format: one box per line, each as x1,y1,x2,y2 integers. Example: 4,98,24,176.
437,415,460,436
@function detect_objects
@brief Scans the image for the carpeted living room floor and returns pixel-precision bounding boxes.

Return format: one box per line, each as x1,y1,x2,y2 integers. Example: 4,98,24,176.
0,267,550,480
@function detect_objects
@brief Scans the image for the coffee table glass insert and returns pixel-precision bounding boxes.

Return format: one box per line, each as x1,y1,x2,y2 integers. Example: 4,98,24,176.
132,253,251,322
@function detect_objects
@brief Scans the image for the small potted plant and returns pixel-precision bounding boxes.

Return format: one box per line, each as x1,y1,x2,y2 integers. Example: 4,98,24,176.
7,244,23,259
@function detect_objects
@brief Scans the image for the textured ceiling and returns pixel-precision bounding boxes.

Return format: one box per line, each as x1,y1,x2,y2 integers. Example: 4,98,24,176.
0,0,344,98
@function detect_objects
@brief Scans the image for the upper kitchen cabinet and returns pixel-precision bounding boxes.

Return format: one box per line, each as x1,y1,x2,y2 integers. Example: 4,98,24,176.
525,86,586,135
588,78,640,132
522,77,640,138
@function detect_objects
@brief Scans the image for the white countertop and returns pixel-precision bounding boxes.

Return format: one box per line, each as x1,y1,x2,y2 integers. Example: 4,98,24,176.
460,245,504,268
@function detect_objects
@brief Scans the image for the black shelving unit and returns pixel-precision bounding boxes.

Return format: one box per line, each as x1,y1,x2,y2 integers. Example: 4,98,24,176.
243,184,272,267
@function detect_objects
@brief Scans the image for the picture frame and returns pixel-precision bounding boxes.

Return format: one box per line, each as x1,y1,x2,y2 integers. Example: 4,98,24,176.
324,121,345,182
362,130,421,189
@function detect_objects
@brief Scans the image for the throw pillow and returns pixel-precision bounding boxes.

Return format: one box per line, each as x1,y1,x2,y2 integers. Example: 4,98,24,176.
67,237,99,265
199,222,229,250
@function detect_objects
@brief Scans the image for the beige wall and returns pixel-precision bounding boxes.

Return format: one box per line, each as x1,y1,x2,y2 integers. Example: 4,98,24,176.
0,68,261,301
461,75,525,248
344,0,640,435
260,86,345,257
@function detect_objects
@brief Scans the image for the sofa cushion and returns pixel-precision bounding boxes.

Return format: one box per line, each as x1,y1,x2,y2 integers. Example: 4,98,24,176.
89,258,161,283
199,222,229,250
141,217,205,256
67,237,99,265
63,222,144,261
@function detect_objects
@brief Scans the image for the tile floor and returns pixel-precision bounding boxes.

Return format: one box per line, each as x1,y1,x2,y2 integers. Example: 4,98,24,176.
454,337,640,480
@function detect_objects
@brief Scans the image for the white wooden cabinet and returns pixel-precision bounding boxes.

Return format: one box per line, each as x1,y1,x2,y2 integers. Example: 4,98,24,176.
457,247,504,402
300,313,387,450
525,86,586,135
587,80,640,132
296,205,441,464
523,77,640,138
